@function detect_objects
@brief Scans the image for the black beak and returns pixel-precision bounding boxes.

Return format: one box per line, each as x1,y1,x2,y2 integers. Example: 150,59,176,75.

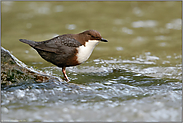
100,38,108,42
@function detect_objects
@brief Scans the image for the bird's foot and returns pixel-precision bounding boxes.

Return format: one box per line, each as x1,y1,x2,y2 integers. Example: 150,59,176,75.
64,78,70,82
62,67,70,82
61,77,70,82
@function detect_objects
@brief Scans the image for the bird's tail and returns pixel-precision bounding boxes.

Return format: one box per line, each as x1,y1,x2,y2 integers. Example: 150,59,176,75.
19,39,37,47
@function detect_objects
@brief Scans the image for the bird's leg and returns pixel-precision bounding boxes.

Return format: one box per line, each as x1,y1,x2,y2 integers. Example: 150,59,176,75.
62,67,70,82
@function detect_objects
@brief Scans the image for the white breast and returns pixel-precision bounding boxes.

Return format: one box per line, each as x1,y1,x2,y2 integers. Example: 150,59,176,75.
76,40,99,63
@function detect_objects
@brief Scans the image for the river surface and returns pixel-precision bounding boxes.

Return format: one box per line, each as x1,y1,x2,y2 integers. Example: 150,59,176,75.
1,1,182,122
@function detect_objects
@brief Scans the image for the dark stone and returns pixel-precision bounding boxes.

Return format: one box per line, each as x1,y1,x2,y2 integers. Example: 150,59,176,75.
1,47,79,90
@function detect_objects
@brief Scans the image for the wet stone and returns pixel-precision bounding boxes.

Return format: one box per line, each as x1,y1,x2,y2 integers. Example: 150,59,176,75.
1,47,79,90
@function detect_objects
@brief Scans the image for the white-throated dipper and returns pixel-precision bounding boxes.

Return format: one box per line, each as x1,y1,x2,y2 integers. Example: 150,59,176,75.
19,30,108,82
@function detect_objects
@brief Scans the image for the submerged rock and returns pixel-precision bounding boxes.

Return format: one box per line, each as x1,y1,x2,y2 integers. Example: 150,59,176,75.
1,47,79,90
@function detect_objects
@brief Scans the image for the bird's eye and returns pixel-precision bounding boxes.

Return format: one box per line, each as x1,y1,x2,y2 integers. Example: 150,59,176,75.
91,35,95,38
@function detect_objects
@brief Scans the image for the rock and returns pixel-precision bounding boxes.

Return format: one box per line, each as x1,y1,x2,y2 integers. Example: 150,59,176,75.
1,47,78,90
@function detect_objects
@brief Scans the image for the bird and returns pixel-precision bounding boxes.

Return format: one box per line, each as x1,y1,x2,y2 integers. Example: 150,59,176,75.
19,30,108,82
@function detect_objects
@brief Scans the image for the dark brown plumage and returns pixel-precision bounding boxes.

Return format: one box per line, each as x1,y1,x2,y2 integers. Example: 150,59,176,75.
19,30,108,81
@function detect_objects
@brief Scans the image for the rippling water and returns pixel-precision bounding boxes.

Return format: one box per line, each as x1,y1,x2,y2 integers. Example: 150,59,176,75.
1,1,182,122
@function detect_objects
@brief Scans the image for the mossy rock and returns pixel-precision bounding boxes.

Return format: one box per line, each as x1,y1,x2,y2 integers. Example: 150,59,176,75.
1,47,68,89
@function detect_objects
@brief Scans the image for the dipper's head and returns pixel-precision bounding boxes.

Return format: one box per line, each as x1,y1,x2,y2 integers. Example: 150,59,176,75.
78,30,108,44
75,30,108,64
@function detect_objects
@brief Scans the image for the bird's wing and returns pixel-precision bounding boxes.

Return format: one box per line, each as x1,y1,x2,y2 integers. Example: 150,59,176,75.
33,35,82,54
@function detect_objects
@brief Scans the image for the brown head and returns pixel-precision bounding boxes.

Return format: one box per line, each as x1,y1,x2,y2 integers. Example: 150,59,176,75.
75,30,108,45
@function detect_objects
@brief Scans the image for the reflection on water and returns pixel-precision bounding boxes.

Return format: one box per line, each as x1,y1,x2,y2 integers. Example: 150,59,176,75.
1,1,182,122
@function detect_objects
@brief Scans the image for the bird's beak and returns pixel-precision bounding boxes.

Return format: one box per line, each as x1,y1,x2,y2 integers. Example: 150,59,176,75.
100,38,108,42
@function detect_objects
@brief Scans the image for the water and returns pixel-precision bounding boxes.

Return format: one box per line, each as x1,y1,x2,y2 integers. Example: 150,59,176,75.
1,1,182,122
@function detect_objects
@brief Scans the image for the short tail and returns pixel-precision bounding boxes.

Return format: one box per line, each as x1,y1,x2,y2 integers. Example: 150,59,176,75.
19,39,37,47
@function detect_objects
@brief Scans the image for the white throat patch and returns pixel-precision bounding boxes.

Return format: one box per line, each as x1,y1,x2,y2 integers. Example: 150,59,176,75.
76,40,99,63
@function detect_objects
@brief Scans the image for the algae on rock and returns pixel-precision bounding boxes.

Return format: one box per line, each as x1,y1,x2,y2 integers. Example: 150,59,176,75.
1,47,65,89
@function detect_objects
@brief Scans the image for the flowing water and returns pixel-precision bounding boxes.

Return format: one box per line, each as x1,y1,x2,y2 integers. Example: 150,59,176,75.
1,1,182,122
